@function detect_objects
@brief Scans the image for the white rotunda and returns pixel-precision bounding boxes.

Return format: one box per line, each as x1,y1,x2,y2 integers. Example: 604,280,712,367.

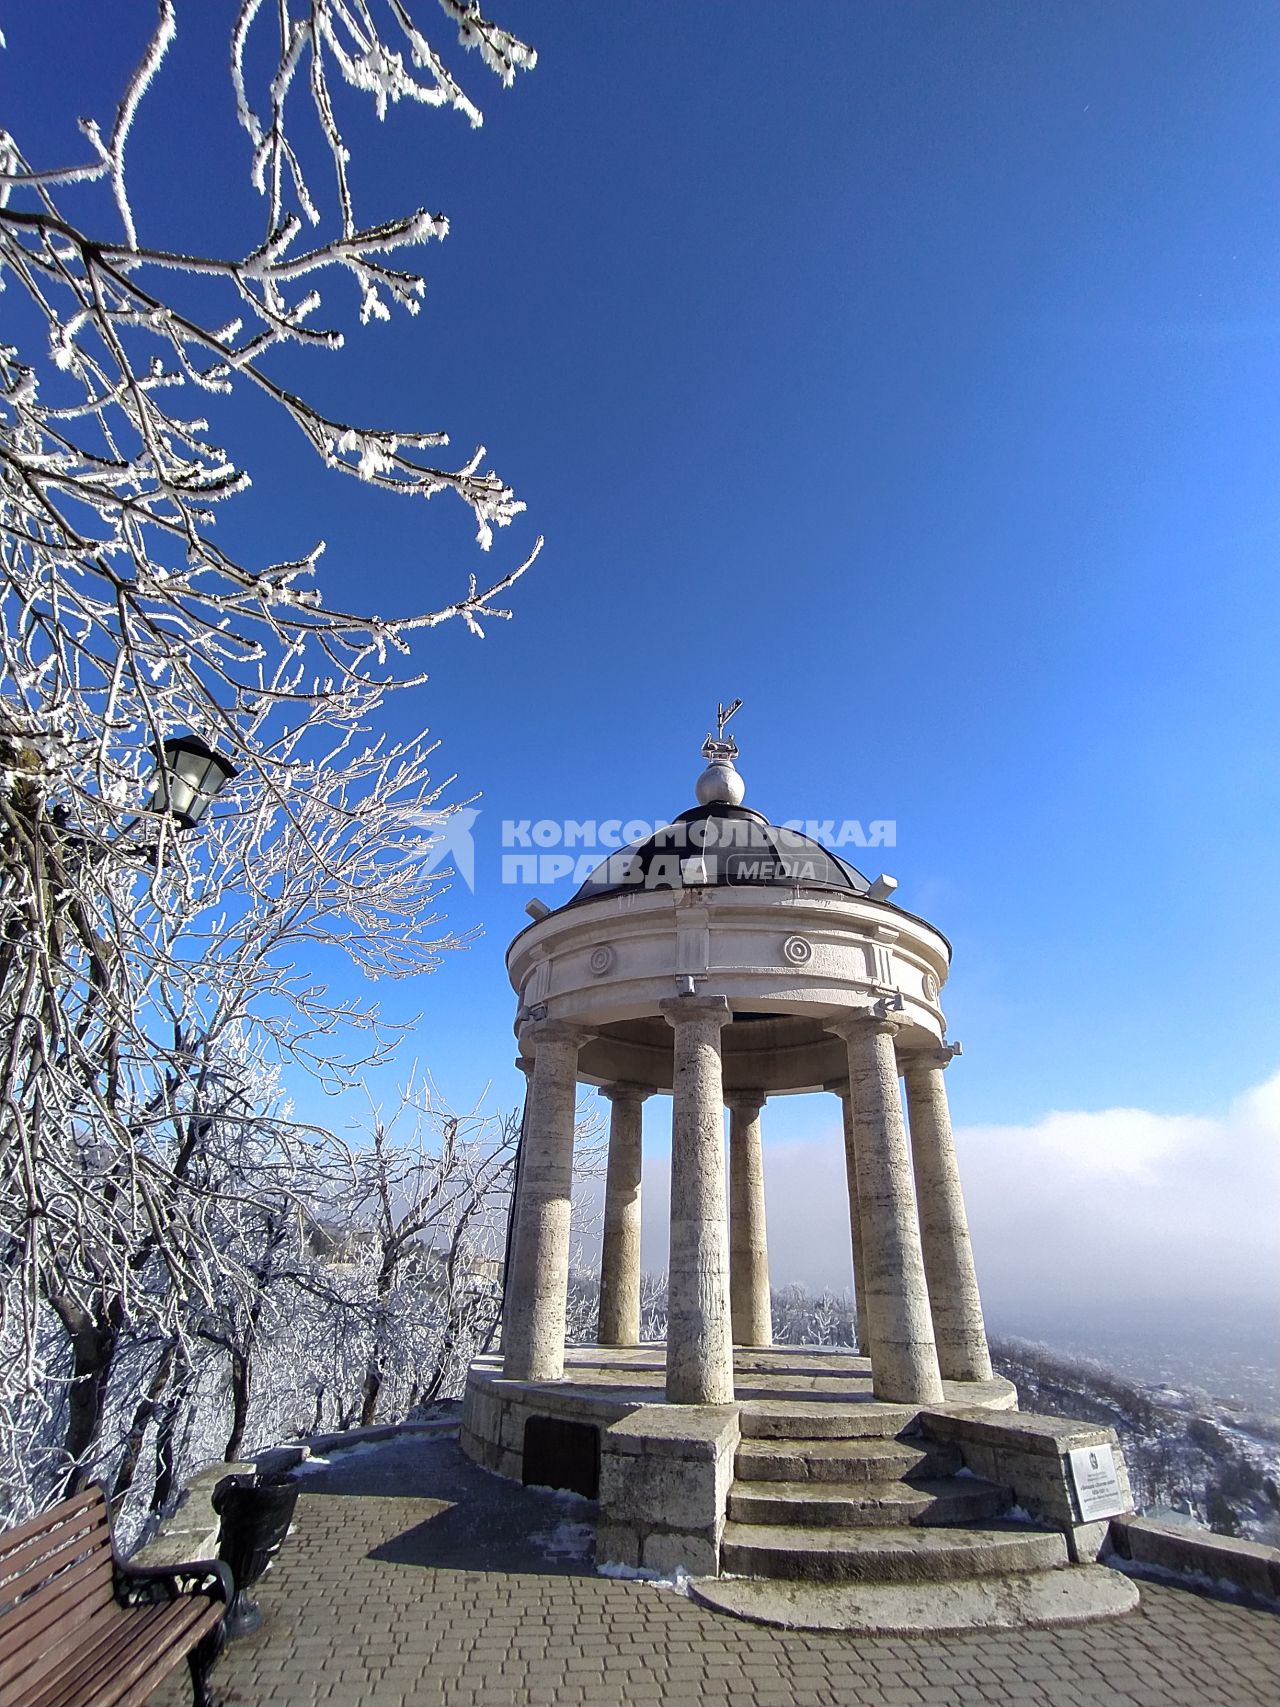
462,718,1134,1609
502,721,989,1407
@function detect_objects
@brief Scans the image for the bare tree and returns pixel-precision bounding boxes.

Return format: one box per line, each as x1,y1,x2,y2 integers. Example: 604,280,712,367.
0,1,541,1515
335,1083,519,1426
189,1121,318,1464
28,1034,331,1498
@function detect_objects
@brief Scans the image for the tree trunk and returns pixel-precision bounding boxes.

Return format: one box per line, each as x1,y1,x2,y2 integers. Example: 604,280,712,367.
358,1362,382,1429
56,1297,123,1496
112,1340,176,1510
359,1259,396,1427
224,1349,252,1461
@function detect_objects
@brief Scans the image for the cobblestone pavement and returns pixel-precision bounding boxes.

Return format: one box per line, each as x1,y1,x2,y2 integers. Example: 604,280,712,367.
158,1432,1280,1707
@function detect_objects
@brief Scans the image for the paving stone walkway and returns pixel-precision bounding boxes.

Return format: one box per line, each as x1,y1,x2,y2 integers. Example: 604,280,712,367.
159,1432,1280,1707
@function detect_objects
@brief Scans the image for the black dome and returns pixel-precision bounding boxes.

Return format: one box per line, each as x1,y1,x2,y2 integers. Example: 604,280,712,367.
570,803,871,905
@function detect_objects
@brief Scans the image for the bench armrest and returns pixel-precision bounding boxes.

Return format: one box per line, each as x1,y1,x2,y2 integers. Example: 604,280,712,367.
115,1556,234,1608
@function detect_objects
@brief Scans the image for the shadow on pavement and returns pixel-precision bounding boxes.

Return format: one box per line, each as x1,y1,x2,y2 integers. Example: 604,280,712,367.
366,1501,594,1576
290,1430,599,1579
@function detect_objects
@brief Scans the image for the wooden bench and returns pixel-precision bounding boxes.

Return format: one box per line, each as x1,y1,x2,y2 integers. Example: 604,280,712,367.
0,1485,230,1707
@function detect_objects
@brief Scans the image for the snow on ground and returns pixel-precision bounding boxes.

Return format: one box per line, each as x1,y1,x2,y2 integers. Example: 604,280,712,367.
290,1454,333,1475
528,1518,595,1560
527,1482,596,1561
597,1561,694,1593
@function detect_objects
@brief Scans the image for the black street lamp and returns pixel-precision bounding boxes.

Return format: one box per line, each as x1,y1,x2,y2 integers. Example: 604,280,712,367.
146,736,238,830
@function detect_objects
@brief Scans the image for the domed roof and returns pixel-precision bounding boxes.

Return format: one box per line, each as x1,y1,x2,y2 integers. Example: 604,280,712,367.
570,801,872,905
560,713,877,908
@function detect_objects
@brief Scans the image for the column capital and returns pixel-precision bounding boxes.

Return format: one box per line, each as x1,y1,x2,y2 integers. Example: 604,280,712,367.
518,1017,595,1055
823,1076,851,1098
725,1088,766,1114
515,1055,534,1078
660,993,732,1030
824,996,906,1042
598,1080,655,1105
900,1040,962,1075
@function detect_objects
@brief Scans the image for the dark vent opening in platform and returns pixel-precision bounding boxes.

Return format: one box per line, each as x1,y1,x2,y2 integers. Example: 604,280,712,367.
522,1415,600,1499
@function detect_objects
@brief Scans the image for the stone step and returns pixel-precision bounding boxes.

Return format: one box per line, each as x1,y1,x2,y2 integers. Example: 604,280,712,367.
738,1402,921,1441
690,1565,1141,1635
720,1520,1069,1584
735,1436,962,1484
727,1475,1012,1529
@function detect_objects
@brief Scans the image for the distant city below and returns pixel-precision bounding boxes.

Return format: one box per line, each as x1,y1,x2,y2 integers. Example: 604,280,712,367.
988,1298,1280,1417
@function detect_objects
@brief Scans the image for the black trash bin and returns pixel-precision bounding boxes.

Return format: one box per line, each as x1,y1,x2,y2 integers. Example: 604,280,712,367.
212,1473,299,1638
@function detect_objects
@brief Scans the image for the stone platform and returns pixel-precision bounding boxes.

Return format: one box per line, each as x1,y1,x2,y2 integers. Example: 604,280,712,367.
462,1344,1018,1477
462,1342,1140,1604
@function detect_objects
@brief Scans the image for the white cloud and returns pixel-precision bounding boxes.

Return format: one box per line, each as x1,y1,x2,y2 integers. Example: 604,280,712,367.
956,1071,1280,1315
586,1069,1280,1321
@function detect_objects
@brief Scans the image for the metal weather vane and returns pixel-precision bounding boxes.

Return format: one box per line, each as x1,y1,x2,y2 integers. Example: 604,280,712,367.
702,697,743,762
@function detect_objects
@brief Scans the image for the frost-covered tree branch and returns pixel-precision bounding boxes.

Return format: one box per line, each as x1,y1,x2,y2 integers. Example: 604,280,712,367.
0,0,541,1510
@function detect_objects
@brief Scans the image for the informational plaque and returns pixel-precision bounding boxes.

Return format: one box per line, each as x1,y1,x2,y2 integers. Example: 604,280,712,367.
1067,1443,1126,1522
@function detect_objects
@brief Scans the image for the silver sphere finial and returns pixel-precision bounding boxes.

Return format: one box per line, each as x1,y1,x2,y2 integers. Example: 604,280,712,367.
696,698,745,806
696,758,745,806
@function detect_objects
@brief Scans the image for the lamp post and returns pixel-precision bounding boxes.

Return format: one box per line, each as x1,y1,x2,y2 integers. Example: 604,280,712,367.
2,729,237,932
0,728,242,1493
146,735,239,832
0,729,238,1010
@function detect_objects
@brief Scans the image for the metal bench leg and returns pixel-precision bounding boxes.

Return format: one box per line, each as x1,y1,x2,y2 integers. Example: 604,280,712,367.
188,1625,225,1707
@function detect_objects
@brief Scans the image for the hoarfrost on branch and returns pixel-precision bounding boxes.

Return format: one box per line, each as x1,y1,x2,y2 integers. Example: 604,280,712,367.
0,0,542,1521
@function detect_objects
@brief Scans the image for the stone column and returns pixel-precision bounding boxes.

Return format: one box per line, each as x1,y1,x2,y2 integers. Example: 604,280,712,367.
499,1054,534,1350
597,1083,650,1347
726,1090,772,1347
825,1077,870,1357
660,994,735,1405
829,1007,944,1405
902,1047,993,1382
503,1020,590,1383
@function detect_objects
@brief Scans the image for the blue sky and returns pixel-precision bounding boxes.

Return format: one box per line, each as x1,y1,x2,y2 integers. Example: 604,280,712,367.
8,4,1280,1309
